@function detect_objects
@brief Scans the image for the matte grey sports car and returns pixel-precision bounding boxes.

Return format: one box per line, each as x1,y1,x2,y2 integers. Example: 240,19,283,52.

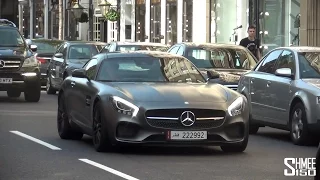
57,51,249,153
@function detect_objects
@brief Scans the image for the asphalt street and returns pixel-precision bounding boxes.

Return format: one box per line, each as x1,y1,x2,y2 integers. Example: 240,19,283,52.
0,91,318,180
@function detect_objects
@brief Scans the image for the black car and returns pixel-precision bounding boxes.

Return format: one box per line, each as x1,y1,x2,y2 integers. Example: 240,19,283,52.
100,42,170,53
167,43,258,91
46,41,107,94
27,39,65,86
57,51,249,153
0,19,41,102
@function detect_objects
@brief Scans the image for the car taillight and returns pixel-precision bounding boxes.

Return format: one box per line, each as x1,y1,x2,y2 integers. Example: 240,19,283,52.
36,57,47,64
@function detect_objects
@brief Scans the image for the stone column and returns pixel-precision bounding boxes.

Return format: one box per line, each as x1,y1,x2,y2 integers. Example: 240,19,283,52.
300,0,320,46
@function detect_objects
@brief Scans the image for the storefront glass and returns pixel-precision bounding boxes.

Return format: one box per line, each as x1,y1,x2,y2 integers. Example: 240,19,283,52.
182,0,192,42
150,0,161,43
135,0,146,42
210,0,242,44
166,0,177,45
258,0,300,55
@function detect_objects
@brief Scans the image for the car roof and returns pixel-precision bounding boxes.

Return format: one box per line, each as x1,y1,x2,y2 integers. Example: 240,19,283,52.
112,41,169,47
0,19,17,28
273,46,320,52
179,42,248,50
105,50,184,59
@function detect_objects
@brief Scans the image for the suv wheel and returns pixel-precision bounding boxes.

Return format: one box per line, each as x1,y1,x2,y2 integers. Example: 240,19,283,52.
24,78,41,102
7,90,21,98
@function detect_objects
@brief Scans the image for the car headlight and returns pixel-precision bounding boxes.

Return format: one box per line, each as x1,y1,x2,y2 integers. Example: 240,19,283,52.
227,96,244,116
22,56,39,67
111,96,139,117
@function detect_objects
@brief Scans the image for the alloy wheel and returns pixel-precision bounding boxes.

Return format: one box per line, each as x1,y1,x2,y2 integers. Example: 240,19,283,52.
292,108,303,140
93,109,102,146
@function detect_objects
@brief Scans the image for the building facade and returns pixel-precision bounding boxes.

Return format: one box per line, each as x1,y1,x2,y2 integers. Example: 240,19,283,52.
1,0,319,55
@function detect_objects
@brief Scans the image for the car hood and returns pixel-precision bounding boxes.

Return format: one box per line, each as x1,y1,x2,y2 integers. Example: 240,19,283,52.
109,82,228,102
301,79,320,89
199,68,249,85
0,46,28,57
67,60,89,69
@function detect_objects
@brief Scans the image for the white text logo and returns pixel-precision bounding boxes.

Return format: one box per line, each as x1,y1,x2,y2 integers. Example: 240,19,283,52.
284,158,316,176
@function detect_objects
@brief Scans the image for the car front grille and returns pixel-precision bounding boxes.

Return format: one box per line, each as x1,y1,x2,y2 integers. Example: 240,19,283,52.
0,58,22,71
145,109,226,130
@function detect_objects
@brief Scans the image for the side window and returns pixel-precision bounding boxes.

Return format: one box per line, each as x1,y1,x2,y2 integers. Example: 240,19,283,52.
256,50,282,74
274,50,295,73
176,46,184,55
85,59,98,80
168,46,180,54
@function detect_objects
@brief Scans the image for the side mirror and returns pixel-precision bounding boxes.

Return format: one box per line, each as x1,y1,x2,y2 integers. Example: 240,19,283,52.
275,68,294,79
30,44,37,52
207,70,220,79
54,53,63,58
25,39,32,45
72,69,88,79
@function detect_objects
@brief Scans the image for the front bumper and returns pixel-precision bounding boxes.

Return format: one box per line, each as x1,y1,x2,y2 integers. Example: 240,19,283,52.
102,102,249,147
0,67,40,91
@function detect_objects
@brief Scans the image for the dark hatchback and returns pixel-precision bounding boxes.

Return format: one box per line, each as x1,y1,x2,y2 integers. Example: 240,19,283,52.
46,41,107,94
29,39,65,86
168,43,258,91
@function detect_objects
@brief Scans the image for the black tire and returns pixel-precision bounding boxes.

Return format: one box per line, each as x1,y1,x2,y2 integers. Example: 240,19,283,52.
249,124,259,134
220,130,249,153
24,80,41,102
57,94,83,140
290,103,317,145
7,91,21,98
92,101,113,152
46,76,56,95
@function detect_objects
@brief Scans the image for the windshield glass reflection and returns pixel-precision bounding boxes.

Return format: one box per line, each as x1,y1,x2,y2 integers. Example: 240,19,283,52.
97,57,206,83
298,52,320,78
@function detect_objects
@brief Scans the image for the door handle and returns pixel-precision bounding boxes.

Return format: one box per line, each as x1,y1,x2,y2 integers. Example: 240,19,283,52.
70,81,75,86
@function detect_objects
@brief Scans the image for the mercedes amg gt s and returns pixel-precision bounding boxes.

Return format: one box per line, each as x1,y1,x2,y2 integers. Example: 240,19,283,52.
57,51,249,153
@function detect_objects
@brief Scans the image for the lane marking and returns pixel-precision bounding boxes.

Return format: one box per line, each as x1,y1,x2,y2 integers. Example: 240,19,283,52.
10,131,61,150
79,158,139,180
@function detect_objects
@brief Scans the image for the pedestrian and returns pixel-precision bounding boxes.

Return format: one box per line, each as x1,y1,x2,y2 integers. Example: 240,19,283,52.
239,25,261,60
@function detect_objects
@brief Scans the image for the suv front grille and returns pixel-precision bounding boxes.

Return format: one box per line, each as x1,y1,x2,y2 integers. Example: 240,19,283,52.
0,58,21,71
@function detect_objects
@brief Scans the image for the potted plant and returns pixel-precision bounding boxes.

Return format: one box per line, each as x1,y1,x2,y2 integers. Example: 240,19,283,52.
105,8,120,22
78,12,89,23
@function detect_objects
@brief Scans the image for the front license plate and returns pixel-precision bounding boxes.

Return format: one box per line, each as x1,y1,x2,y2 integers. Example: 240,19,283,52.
0,78,12,84
168,131,207,140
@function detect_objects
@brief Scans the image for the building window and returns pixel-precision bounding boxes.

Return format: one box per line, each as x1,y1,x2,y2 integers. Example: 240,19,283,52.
135,0,146,42
150,0,161,43
93,17,100,41
182,0,192,42
166,0,177,45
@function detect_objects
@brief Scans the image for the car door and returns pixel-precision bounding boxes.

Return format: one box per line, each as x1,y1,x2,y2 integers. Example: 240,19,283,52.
250,49,283,122
57,46,68,89
52,43,68,87
266,50,295,125
69,58,99,128
48,44,63,87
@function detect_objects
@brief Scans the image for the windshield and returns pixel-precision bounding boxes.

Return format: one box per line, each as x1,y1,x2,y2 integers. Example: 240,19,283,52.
298,52,320,79
185,47,257,70
32,42,61,53
68,45,98,61
0,29,25,47
97,56,206,83
116,45,169,52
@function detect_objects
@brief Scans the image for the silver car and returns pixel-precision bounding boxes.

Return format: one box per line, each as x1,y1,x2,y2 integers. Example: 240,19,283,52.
238,46,320,145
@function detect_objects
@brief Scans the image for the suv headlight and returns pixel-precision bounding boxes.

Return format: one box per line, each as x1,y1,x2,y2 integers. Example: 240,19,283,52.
22,56,39,67
227,96,244,116
111,96,139,117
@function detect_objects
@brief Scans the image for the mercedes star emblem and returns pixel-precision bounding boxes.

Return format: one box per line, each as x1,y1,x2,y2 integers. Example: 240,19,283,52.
0,60,5,68
180,111,196,126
